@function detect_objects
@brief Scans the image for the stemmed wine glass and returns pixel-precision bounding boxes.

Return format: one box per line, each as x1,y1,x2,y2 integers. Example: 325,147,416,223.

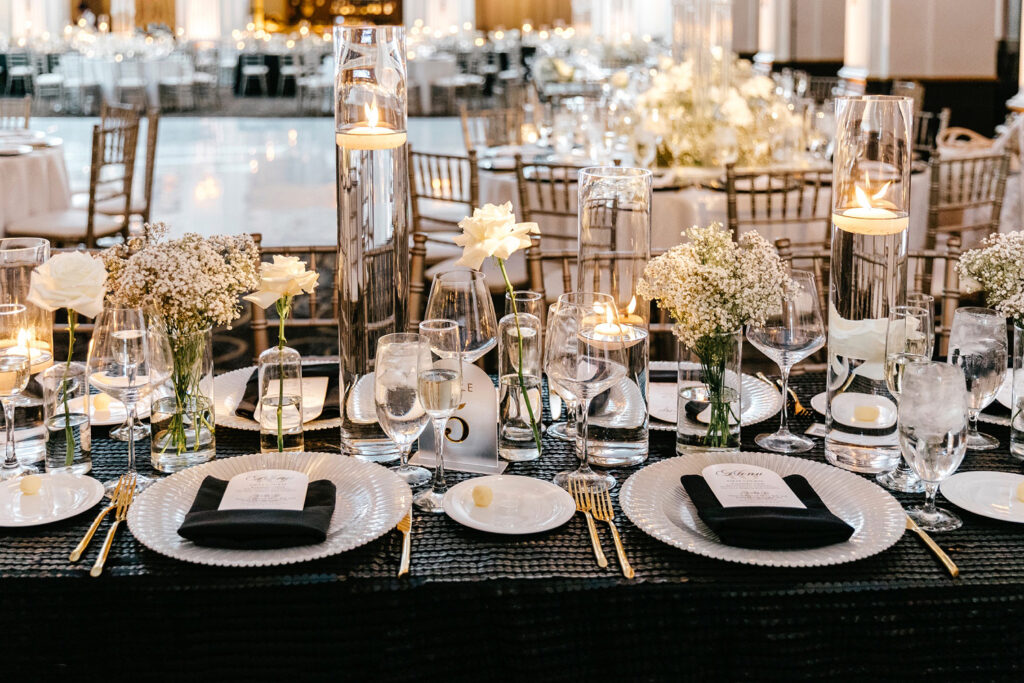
898,361,969,531
0,304,36,480
877,305,931,493
88,306,171,494
546,292,626,491
746,271,825,453
947,307,1008,451
374,333,432,487
413,319,463,513
426,270,497,363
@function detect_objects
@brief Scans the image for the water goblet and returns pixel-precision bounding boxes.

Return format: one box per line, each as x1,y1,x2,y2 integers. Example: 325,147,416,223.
413,319,463,513
426,270,497,363
947,307,1008,451
0,304,36,480
898,361,969,531
546,292,625,491
374,333,432,487
746,271,825,453
877,305,930,493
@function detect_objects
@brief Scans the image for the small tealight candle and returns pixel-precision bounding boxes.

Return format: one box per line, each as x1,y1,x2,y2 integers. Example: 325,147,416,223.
832,185,909,236
336,102,407,151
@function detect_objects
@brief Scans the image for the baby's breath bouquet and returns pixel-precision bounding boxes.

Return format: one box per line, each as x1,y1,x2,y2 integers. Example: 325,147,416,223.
103,224,259,465
638,223,794,446
958,231,1024,325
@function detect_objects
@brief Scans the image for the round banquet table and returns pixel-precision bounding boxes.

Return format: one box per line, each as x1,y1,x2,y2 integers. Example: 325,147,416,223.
408,54,457,115
0,145,70,236
81,56,164,107
3,371,1024,681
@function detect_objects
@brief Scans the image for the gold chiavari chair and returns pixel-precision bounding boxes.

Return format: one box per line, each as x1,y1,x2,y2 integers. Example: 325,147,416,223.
409,146,478,232
459,104,524,151
248,234,339,357
7,123,139,248
95,108,160,225
724,162,832,248
0,95,31,129
913,108,951,161
775,235,963,358
925,150,1011,250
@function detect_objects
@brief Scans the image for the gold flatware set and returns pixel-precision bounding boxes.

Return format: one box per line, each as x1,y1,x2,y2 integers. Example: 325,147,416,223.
569,477,633,578
69,473,136,577
757,372,811,416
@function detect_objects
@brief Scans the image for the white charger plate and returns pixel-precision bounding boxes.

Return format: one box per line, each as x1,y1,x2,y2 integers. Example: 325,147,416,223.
620,451,905,567
213,362,341,432
941,471,1024,523
647,361,783,430
442,475,575,535
127,451,411,567
0,473,104,527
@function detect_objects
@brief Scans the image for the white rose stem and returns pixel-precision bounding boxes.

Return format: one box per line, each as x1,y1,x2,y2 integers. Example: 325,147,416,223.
497,257,542,452
274,295,291,453
61,307,76,466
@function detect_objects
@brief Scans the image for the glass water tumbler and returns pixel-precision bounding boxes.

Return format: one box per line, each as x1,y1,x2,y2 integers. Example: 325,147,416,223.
258,345,304,453
498,312,542,462
577,166,652,468
825,96,913,473
334,25,409,460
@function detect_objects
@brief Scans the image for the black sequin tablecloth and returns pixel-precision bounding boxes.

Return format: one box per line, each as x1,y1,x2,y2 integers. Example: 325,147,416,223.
4,373,1024,681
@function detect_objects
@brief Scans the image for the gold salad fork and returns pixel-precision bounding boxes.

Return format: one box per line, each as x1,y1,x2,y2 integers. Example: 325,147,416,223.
70,474,127,562
569,477,607,568
590,485,634,579
90,474,136,577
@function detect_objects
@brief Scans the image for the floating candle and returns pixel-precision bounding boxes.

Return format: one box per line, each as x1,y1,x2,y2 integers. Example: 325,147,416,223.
0,330,52,374
832,185,909,235
335,102,407,150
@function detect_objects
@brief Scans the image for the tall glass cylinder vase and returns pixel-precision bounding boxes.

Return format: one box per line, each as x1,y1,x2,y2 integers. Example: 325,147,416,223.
825,96,912,473
1012,322,1024,460
334,25,409,460
577,167,651,467
151,327,216,472
0,238,53,463
498,312,541,462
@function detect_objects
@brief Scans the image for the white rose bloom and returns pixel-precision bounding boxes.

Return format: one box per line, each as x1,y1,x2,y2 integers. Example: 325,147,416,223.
739,75,775,100
26,251,107,318
453,201,539,270
719,89,753,128
243,254,320,309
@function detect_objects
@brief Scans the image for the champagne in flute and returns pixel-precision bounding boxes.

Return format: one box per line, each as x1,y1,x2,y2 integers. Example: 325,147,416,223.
884,352,928,399
0,356,30,396
417,369,461,415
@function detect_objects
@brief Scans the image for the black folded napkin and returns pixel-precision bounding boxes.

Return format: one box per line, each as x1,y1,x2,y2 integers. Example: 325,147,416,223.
680,474,854,550
177,476,337,549
235,362,340,421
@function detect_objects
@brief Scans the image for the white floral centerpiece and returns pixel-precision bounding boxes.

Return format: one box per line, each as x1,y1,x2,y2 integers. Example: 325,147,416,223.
634,56,800,169
958,231,1024,324
638,223,794,446
102,223,259,464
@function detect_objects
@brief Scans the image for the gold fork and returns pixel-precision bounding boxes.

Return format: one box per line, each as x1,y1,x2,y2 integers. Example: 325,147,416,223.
396,510,412,578
90,473,136,578
589,485,634,579
569,477,607,568
70,475,126,562
758,372,811,416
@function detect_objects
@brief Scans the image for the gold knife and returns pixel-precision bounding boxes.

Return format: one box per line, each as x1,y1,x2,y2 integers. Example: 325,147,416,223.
70,476,125,562
906,515,959,578
397,511,412,578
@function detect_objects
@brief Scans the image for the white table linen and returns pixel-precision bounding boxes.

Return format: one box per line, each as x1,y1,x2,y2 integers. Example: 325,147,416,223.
0,146,70,236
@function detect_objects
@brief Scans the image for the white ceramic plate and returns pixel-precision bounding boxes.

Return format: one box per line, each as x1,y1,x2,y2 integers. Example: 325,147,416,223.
941,471,1024,523
213,362,341,432
620,451,906,567
648,362,783,431
127,451,411,567
811,391,827,415
0,473,104,527
0,145,32,156
70,393,151,426
442,475,575,535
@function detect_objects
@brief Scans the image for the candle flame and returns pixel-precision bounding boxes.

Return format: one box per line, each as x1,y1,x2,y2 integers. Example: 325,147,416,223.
627,296,637,315
366,102,379,128
604,307,615,325
15,329,30,351
854,185,872,209
872,181,890,201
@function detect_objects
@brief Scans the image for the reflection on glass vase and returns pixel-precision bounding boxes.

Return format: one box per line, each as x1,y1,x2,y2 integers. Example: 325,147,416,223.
258,345,304,453
676,329,742,453
151,327,215,472
1012,322,1024,460
498,312,542,462
40,361,91,474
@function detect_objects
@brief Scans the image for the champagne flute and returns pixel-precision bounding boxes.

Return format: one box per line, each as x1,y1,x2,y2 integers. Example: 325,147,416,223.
907,292,935,358
877,305,930,493
898,361,969,531
546,292,625,491
414,319,463,513
426,270,497,363
746,271,825,453
947,307,1008,451
88,307,170,494
0,304,36,480
374,333,432,487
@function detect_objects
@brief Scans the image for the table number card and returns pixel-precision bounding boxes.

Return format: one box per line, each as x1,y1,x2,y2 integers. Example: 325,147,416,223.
702,464,806,509
218,469,309,511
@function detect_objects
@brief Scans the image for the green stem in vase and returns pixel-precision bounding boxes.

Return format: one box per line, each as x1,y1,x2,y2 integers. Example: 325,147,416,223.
160,328,212,456
695,332,739,449
274,296,291,453
497,258,542,454
62,309,76,466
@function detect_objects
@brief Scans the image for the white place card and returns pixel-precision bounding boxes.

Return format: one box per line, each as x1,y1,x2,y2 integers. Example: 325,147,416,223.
701,464,806,509
218,469,309,511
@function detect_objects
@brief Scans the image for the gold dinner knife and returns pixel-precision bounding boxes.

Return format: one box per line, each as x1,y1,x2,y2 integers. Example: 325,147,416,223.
397,511,412,578
906,515,959,578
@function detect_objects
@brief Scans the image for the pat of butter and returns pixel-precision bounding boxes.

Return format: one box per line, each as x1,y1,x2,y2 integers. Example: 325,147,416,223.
472,485,493,508
853,405,880,423
1016,481,1024,503
92,393,112,411
19,475,42,495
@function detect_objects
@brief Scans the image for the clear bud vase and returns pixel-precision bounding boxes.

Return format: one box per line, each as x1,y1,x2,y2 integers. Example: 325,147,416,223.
258,345,304,453
1012,322,1024,460
40,362,91,474
498,312,542,461
676,329,742,453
